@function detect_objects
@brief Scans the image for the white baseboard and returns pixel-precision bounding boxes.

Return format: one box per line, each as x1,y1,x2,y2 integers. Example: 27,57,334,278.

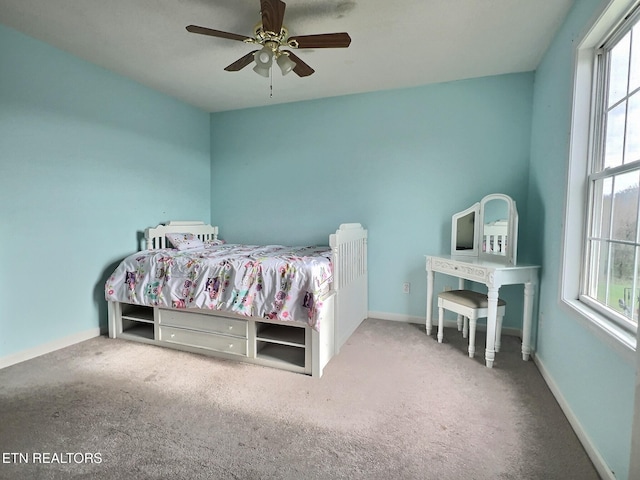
0,328,102,370
368,311,522,337
533,354,615,480
368,310,425,324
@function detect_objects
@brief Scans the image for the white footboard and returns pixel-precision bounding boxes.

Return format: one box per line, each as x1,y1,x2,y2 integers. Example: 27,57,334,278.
330,223,368,352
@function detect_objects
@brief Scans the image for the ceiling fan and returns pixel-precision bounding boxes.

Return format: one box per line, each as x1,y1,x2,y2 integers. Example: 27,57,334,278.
186,0,351,78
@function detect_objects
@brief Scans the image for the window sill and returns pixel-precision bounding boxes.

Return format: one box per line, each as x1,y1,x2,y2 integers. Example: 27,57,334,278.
560,297,636,365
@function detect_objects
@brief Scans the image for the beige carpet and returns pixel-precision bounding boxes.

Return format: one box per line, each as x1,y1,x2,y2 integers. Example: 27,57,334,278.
0,319,599,479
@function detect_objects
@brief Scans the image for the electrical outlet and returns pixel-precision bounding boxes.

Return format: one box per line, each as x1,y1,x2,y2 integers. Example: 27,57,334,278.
402,282,411,294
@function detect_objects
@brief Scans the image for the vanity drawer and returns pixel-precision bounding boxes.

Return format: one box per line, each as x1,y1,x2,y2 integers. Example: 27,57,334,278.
159,326,248,356
429,257,490,284
158,309,248,338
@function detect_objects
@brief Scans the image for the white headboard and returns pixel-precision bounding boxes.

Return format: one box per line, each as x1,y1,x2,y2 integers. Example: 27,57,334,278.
144,221,219,250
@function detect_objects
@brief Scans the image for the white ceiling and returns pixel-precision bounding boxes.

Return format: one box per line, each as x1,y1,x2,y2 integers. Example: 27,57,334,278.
0,0,574,113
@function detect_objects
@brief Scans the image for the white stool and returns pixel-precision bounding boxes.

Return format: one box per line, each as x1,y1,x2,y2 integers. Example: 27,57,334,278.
437,290,506,363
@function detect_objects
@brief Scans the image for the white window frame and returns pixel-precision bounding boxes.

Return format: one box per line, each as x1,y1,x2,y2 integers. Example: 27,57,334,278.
562,0,640,361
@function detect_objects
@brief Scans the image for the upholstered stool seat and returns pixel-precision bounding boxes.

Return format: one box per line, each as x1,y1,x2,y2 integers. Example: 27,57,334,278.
437,290,506,362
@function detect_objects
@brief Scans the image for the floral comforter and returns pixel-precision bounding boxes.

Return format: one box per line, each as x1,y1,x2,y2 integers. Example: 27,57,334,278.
105,244,333,329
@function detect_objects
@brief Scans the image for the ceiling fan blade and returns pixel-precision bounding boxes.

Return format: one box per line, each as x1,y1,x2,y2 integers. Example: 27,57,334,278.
284,51,315,77
224,51,259,71
288,33,351,49
260,0,286,34
186,25,252,42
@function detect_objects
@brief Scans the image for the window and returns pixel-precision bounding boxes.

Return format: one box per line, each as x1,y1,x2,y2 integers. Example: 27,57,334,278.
563,0,640,354
582,7,640,334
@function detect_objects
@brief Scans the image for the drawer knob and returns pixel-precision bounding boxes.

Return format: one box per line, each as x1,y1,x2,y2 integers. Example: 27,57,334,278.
229,344,234,349
228,326,233,330
170,334,175,338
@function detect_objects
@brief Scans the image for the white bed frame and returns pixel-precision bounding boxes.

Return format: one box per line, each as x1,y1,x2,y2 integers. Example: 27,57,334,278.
108,221,367,377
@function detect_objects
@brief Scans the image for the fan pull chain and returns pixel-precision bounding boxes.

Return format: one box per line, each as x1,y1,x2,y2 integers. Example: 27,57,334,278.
270,65,273,98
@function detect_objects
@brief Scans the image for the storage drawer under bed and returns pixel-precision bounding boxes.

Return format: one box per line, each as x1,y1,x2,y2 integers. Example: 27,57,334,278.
158,309,248,338
158,325,248,356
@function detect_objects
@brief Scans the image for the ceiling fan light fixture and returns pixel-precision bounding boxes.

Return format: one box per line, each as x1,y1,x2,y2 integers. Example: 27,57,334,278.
254,46,273,67
253,64,271,77
276,53,296,76
253,45,274,77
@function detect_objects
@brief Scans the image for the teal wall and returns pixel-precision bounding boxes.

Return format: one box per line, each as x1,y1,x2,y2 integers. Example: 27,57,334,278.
528,0,635,478
0,24,211,357
210,74,534,324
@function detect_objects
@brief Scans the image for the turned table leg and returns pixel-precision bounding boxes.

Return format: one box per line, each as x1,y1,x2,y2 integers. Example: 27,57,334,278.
426,269,434,335
521,282,535,361
484,287,500,368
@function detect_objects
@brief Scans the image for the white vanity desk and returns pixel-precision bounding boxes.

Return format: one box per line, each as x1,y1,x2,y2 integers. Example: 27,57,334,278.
427,193,540,367
425,255,540,367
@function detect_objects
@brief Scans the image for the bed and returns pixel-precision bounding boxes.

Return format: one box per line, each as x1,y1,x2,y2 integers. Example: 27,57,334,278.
105,221,368,377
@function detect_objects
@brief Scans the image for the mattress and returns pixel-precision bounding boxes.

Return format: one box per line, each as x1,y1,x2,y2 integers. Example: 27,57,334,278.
105,243,333,328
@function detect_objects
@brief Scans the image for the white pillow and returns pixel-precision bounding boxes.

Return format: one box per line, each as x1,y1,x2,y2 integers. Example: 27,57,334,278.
166,232,205,251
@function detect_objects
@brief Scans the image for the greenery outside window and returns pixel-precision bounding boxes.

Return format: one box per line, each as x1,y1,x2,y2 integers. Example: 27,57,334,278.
581,7,640,335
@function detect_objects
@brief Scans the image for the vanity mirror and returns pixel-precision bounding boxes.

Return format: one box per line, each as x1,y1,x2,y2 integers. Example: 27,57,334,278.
451,202,480,257
450,193,518,265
